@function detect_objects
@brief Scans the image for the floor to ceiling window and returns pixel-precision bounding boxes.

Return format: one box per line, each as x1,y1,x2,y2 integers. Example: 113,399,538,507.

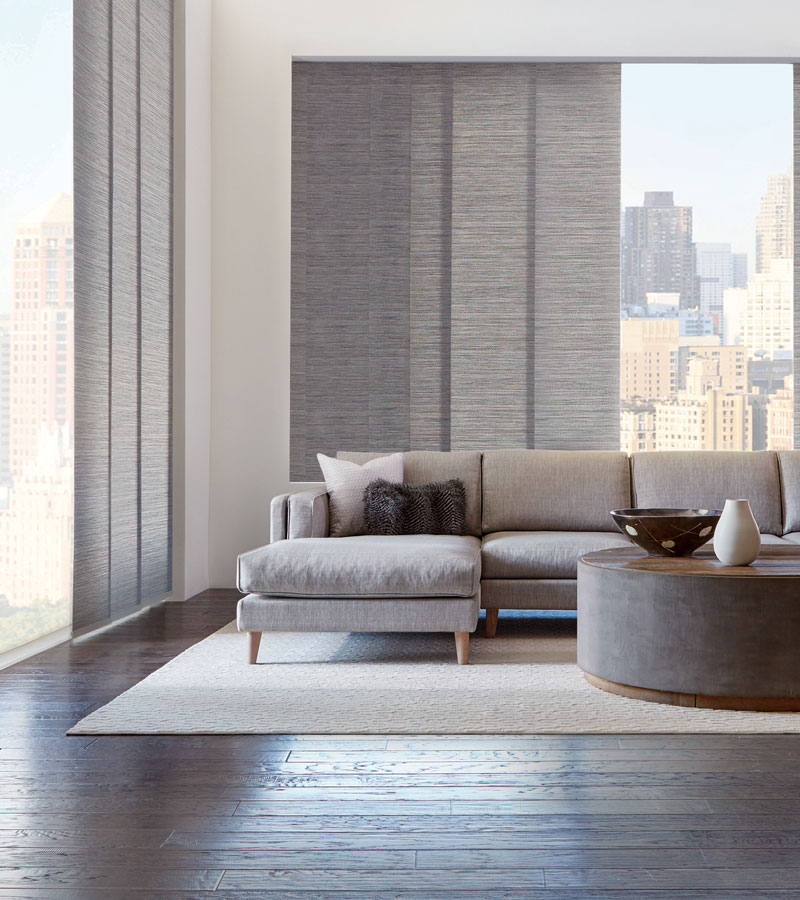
621,64,793,452
0,1,73,656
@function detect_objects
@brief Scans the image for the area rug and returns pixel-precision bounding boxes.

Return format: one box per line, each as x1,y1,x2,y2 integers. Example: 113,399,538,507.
69,615,800,734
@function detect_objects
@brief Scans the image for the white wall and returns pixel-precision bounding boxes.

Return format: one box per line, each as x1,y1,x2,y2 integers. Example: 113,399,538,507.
207,0,800,586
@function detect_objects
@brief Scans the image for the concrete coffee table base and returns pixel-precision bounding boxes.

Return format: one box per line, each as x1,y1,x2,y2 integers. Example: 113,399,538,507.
577,546,800,712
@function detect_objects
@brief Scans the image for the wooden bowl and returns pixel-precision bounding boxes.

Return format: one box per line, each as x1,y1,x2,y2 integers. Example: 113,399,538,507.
611,508,722,558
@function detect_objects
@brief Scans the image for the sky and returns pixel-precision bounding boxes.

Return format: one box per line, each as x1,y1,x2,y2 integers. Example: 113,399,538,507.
622,63,793,270
0,0,72,314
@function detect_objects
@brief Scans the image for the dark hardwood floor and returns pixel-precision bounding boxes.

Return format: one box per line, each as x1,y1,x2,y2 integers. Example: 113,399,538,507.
2,590,800,897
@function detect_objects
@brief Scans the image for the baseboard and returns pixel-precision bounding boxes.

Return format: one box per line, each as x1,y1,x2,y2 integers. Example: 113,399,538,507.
0,625,72,672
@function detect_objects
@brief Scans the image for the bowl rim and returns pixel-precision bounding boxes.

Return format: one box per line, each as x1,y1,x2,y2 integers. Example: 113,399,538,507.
611,507,722,519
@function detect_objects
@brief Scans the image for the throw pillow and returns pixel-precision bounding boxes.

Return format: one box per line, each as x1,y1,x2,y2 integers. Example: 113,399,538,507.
317,452,404,537
363,478,467,536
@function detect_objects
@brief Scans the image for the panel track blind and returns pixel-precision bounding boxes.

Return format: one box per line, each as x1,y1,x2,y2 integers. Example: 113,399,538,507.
73,0,173,634
291,62,621,481
794,64,800,450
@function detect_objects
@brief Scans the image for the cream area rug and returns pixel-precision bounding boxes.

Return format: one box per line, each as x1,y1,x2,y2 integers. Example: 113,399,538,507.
69,614,800,734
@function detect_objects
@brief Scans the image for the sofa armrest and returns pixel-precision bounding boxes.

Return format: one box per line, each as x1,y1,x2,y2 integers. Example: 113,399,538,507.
270,493,292,543
288,487,330,539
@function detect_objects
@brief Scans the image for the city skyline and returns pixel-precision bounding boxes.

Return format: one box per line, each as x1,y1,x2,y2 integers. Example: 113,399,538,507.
622,63,792,271
621,160,793,454
0,193,73,654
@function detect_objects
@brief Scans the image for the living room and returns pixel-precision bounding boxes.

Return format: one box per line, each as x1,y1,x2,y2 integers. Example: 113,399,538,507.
2,0,800,895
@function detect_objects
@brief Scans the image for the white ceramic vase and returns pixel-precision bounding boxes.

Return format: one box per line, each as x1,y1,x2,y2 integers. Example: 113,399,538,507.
713,499,761,566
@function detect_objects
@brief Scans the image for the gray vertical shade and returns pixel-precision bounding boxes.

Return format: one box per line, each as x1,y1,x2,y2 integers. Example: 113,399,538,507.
533,64,621,450
450,64,534,449
409,65,452,452
291,62,621,481
795,64,800,451
73,0,173,634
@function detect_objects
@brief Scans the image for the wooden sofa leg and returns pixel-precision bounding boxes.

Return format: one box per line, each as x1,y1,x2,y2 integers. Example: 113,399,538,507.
248,631,262,665
485,609,498,639
455,632,469,666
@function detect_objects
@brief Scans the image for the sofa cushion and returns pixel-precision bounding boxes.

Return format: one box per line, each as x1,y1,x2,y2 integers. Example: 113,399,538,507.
778,451,800,534
363,479,467,536
482,531,632,579
736,533,790,546
338,450,482,537
481,450,631,533
781,532,800,546
631,451,782,536
318,452,403,536
237,534,481,598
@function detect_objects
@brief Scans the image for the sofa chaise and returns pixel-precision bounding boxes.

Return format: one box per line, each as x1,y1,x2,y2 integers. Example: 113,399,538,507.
236,448,800,665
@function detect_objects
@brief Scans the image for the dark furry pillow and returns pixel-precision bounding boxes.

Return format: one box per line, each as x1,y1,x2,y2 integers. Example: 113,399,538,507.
363,478,467,536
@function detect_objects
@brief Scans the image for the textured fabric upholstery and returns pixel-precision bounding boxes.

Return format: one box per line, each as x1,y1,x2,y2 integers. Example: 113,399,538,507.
318,452,403,536
363,478,467,536
237,534,481,599
631,451,782,536
270,494,290,543
338,450,483,537
482,531,631,579
237,592,480,633
778,451,800,533
481,450,631,533
782,532,800,545
482,579,577,610
288,488,330,539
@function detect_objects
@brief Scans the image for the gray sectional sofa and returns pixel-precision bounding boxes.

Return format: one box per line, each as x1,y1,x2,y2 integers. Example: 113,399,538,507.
237,448,800,665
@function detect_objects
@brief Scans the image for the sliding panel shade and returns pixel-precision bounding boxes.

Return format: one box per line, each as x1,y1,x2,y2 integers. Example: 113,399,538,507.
139,0,174,602
409,64,453,452
533,64,621,450
291,62,621,481
795,64,800,450
73,0,112,633
450,64,534,450
73,0,173,634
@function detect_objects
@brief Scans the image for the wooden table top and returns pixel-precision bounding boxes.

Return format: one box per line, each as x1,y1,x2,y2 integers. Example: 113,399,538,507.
581,543,800,577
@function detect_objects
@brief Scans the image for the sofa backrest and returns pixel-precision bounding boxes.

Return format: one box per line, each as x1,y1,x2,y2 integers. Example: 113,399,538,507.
481,449,631,533
336,450,483,537
778,451,800,534
631,450,782,535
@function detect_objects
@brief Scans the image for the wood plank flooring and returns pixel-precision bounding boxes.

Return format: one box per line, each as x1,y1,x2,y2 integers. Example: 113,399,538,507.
2,589,800,897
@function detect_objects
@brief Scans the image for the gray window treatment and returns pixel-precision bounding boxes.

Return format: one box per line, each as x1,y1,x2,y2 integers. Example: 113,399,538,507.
73,0,173,634
291,62,621,482
794,64,800,451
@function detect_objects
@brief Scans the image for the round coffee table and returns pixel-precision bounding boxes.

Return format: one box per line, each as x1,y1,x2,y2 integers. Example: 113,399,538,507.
577,544,800,711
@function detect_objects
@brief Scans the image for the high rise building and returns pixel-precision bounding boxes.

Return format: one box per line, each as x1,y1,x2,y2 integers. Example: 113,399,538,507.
0,194,73,613
620,317,679,401
620,404,657,453
766,374,794,450
741,258,793,359
0,427,72,608
655,390,757,451
732,252,748,289
0,314,9,487
677,345,747,394
678,309,714,338
622,191,696,311
695,242,734,325
749,356,793,395
8,194,73,479
755,165,793,274
722,286,747,346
